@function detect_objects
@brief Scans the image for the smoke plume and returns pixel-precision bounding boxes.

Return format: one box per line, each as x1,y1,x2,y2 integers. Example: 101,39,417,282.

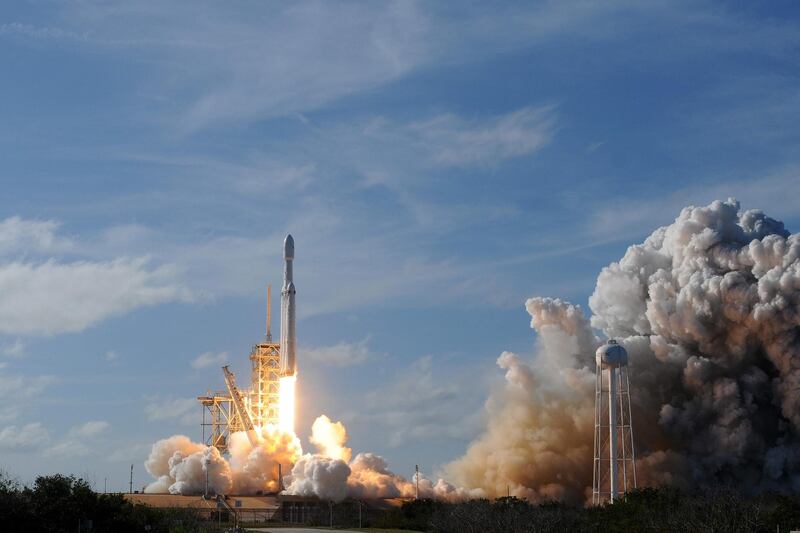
445,198,800,502
146,199,800,503
283,414,482,502
442,300,597,503
144,426,301,495
144,414,477,501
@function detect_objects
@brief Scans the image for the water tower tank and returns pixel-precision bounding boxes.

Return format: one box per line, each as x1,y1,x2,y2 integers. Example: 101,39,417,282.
596,339,628,368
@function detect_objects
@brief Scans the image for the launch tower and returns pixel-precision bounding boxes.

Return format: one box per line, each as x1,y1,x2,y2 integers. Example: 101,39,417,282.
197,235,297,452
592,339,637,504
249,284,281,428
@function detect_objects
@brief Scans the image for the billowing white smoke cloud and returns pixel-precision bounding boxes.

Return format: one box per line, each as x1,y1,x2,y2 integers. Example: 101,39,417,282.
309,415,351,462
144,427,301,495
445,198,800,502
283,454,352,502
228,425,303,494
144,415,476,501
284,415,483,502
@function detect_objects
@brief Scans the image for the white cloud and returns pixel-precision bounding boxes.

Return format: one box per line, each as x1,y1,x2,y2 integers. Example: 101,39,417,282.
0,257,192,336
104,350,117,361
0,422,50,451
0,217,72,255
145,397,197,426
68,420,110,439
191,351,229,370
0,339,25,358
0,373,54,402
41,420,111,458
108,442,152,463
410,106,557,167
0,216,194,337
586,141,605,153
302,338,376,367
229,161,316,195
0,372,55,422
44,440,91,458
0,22,86,42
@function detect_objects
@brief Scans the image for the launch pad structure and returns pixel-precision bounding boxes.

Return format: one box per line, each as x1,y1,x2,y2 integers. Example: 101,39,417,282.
197,235,296,453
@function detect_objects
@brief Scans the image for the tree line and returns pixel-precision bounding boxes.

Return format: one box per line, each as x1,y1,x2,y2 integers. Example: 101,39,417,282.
4,468,800,532
0,471,205,533
386,489,800,532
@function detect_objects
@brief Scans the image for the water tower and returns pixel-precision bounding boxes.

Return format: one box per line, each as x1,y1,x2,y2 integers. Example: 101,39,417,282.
592,339,636,504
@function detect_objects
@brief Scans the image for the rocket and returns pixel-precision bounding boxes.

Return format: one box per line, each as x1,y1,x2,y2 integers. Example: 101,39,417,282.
279,234,296,375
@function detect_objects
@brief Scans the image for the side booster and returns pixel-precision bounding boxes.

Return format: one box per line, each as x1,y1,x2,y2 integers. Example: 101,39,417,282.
279,234,297,375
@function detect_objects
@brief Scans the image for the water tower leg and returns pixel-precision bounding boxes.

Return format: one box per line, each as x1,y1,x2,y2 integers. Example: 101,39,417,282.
608,366,618,502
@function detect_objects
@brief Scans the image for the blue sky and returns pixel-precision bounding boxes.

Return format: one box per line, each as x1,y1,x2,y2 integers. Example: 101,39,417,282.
0,1,799,492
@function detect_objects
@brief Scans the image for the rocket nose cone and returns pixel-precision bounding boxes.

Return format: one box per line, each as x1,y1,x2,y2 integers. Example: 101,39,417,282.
284,234,295,259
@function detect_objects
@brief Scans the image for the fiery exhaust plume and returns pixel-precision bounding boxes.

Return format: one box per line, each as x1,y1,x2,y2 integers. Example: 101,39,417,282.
279,375,296,435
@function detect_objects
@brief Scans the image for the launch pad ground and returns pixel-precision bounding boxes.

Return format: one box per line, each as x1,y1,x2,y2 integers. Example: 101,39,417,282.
125,493,407,526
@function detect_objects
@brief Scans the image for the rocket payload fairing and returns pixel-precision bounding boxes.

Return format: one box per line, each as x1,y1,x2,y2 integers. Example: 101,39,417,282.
279,234,297,375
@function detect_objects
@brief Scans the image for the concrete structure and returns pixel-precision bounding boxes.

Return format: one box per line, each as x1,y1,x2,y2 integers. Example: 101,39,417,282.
197,234,297,453
125,493,280,523
124,493,405,526
592,339,637,504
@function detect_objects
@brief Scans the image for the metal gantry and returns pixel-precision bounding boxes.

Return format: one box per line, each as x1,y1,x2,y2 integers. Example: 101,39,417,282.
197,285,283,454
249,341,281,428
197,391,244,452
222,365,259,446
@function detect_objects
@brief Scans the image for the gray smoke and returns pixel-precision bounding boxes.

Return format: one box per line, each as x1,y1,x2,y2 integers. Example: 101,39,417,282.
445,199,800,501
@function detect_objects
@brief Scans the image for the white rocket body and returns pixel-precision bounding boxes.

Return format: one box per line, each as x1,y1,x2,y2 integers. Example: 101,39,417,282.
280,234,297,375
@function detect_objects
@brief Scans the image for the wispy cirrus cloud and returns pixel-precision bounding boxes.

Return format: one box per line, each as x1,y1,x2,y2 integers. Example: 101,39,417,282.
68,420,110,439
587,167,800,241
191,351,229,370
0,339,25,358
144,396,197,426
302,338,377,367
0,22,87,43
44,420,111,458
5,1,799,136
410,106,558,167
0,372,55,422
0,422,50,452
352,356,486,447
47,1,431,132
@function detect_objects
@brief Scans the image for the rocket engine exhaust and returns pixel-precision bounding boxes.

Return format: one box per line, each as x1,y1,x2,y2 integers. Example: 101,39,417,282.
279,375,296,435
